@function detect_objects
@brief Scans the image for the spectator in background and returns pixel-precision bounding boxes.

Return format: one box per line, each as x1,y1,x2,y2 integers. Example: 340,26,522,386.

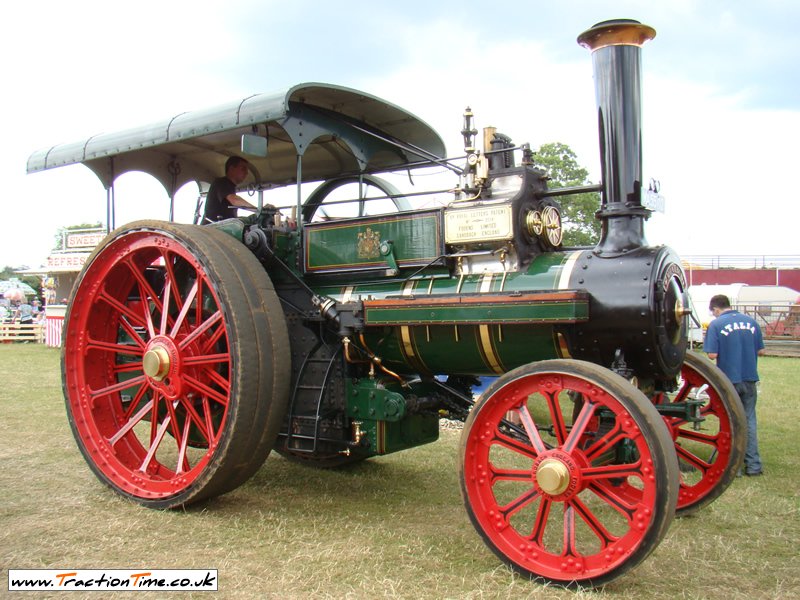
15,300,34,325
703,294,766,477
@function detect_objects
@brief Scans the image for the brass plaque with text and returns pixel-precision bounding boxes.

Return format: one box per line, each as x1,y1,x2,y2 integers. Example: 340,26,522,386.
444,204,513,244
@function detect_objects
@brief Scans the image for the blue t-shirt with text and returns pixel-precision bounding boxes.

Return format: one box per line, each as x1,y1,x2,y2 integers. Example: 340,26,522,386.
703,309,764,383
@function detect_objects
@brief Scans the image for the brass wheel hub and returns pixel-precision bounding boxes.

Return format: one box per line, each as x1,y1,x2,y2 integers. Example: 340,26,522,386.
143,346,171,381
536,457,571,495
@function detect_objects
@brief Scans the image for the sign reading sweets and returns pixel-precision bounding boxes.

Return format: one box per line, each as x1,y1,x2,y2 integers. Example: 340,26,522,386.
444,204,513,244
66,231,106,248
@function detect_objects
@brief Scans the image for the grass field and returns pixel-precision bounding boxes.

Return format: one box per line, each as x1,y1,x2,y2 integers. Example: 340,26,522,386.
1,345,798,599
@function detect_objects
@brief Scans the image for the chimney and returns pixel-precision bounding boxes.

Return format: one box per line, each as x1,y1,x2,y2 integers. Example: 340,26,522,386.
578,19,656,255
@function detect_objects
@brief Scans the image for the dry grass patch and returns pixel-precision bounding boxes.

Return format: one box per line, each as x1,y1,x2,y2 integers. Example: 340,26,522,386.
1,346,798,598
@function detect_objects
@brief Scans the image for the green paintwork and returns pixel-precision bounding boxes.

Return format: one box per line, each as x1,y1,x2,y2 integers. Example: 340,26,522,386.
304,211,442,273
346,378,407,422
309,250,584,376
357,414,440,456
206,218,245,241
363,294,588,326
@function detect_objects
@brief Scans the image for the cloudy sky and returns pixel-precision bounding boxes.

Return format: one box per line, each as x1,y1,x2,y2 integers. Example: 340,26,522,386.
2,0,798,268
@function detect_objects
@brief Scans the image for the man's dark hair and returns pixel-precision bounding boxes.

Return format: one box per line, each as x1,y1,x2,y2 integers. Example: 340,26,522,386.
225,155,247,172
709,294,731,311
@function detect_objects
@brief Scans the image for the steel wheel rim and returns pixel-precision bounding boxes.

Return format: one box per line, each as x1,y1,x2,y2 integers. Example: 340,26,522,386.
463,371,661,582
64,230,232,499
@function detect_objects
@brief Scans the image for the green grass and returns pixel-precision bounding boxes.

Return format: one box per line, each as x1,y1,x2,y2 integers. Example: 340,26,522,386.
1,345,798,599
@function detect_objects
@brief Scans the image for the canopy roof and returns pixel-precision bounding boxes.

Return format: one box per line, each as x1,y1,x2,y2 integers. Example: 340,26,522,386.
27,83,447,195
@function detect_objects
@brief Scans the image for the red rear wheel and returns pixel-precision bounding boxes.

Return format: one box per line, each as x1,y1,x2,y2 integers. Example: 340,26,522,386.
459,360,678,587
62,221,289,508
655,350,745,516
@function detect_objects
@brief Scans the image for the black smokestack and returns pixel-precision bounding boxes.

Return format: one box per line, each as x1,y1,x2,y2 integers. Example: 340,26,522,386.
578,19,656,255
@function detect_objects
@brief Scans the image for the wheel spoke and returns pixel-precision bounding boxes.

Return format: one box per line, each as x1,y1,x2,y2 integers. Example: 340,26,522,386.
90,374,147,401
588,481,638,522
675,444,711,472
179,310,223,350
581,462,642,481
159,278,172,336
160,249,185,314
199,366,231,394
118,316,147,349
86,337,144,357
492,429,538,460
122,383,150,421
516,403,548,455
571,496,619,549
202,397,215,443
176,417,192,473
183,352,230,368
544,389,568,445
108,398,154,446
163,399,191,473
140,412,172,473
114,361,145,374
149,391,161,445
490,465,534,483
562,399,597,453
200,323,227,354
169,280,199,338
178,397,212,443
183,373,229,407
98,289,147,329
123,257,163,337
499,486,540,519
672,382,692,404
529,496,552,545
676,427,718,445
583,421,626,462
562,504,578,557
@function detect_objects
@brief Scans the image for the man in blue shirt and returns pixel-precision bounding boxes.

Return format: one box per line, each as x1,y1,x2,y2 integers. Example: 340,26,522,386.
703,294,766,476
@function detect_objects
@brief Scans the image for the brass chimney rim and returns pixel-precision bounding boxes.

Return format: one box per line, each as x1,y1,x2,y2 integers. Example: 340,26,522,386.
577,19,656,51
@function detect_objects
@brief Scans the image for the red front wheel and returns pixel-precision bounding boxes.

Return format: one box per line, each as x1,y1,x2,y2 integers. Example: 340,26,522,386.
655,350,745,516
459,360,678,587
62,221,289,508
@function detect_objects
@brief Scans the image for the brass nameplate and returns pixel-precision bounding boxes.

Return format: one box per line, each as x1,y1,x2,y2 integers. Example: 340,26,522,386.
444,204,513,244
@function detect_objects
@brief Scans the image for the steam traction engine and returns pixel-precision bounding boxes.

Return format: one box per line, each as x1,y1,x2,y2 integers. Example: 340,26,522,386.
29,20,745,586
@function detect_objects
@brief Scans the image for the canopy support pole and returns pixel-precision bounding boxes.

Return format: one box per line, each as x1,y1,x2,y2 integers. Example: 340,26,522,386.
296,154,303,233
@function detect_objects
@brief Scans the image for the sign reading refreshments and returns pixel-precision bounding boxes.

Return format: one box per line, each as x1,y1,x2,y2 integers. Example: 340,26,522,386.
47,252,90,269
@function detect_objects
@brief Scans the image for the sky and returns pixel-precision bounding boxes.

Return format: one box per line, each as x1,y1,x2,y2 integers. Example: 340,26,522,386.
2,0,798,268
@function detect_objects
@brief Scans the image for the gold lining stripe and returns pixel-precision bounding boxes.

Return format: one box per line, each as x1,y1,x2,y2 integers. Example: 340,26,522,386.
557,250,583,290
479,324,504,374
478,272,503,373
378,421,386,454
555,332,573,359
400,280,417,359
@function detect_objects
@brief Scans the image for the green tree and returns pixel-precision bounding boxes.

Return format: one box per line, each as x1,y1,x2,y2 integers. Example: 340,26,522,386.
52,222,104,252
534,142,600,247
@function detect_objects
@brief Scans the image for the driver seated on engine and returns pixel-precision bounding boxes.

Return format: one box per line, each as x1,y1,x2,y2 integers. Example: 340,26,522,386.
202,156,259,223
